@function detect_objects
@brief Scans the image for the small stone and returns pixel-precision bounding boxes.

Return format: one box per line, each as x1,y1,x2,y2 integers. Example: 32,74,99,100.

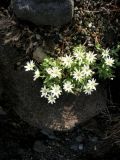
88,23,92,28
33,141,46,153
36,34,41,40
16,62,21,66
70,143,84,152
74,7,78,11
74,14,79,19
70,144,78,151
90,136,98,143
65,46,70,50
75,136,83,143
79,144,84,150
33,47,47,62
0,106,6,115
94,145,97,151
79,20,83,25
116,19,118,23
41,129,58,140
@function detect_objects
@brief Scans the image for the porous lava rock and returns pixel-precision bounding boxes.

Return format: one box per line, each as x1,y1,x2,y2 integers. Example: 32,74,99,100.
0,45,107,131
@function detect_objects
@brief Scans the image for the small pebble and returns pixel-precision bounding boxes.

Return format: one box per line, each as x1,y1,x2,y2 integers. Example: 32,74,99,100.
75,135,83,143
88,23,92,28
79,144,84,150
70,144,78,151
36,34,41,40
74,7,79,11
33,141,46,153
16,62,21,66
0,106,6,115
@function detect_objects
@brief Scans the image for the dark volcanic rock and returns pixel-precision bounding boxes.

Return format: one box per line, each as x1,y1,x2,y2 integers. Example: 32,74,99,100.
0,44,107,131
11,0,74,26
0,79,3,99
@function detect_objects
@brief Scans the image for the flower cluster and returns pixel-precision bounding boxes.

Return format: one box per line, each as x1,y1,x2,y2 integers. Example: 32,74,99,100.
24,44,117,104
95,44,117,79
101,48,114,67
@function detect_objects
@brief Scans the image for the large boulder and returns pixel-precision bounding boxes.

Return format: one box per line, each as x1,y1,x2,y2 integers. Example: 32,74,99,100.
0,45,107,131
11,0,74,26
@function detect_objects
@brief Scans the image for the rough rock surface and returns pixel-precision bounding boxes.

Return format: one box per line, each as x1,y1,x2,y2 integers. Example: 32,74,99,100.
0,78,3,99
11,0,74,26
0,45,107,131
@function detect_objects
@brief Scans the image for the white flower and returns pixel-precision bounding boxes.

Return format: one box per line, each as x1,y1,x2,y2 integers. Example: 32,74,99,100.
24,60,35,71
40,86,49,98
63,81,74,93
102,49,110,58
84,87,94,95
86,51,97,64
84,87,93,95
73,69,84,81
47,94,56,104
73,46,85,61
87,78,98,90
84,78,98,95
81,65,93,77
105,57,114,67
60,55,73,68
33,69,40,81
52,67,62,78
46,67,62,78
46,68,53,75
50,84,62,98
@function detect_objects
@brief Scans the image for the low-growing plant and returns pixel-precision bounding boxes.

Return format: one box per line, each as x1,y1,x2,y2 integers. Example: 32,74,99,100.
24,44,120,104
